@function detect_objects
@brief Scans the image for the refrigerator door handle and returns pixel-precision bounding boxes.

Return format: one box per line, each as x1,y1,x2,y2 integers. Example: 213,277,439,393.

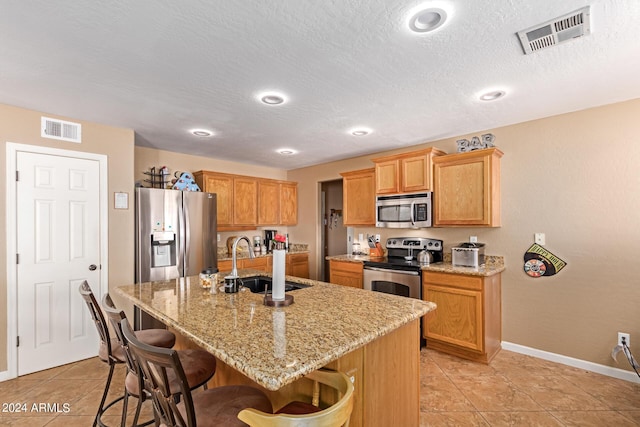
177,199,186,277
183,200,191,272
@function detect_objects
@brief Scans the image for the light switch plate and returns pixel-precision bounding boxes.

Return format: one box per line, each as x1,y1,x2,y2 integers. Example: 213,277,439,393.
469,236,477,243
535,233,545,245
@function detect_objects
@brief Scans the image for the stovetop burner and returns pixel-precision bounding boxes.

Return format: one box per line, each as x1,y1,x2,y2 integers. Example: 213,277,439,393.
364,237,443,271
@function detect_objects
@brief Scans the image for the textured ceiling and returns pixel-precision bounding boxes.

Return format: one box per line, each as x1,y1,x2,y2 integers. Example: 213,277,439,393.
2,1,639,169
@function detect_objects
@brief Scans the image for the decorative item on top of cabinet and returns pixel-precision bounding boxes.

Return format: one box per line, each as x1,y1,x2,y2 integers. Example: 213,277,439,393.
329,260,363,289
432,148,503,227
340,168,375,226
422,271,501,363
372,147,446,195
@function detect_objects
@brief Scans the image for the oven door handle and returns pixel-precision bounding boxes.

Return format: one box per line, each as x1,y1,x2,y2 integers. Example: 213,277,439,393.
363,266,420,276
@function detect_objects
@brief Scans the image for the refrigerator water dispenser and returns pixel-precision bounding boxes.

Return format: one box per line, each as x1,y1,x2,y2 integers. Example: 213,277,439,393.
151,231,176,267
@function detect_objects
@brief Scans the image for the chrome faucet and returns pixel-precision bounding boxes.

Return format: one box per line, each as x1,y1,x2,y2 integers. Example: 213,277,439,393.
231,235,255,277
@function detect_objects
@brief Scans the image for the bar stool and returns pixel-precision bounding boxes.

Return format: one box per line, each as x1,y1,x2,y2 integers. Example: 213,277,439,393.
79,281,175,427
121,318,272,427
238,369,355,427
102,293,218,427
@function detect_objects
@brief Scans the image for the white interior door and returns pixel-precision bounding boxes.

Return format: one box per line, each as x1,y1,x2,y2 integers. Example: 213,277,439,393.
16,151,101,375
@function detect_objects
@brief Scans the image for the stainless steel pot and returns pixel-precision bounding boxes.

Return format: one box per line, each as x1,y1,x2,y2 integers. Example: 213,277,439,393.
418,248,433,264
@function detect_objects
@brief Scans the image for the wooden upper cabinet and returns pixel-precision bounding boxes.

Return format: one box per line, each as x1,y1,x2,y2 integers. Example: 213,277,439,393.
194,171,234,227
233,177,257,225
195,171,298,229
257,179,280,225
374,159,400,194
432,148,503,227
372,148,446,194
340,168,375,226
279,182,298,225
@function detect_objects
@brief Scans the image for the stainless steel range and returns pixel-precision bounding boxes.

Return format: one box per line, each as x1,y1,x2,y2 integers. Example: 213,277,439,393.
363,237,443,299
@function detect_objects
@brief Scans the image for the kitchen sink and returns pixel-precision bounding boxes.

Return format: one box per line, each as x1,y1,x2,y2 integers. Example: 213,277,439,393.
239,275,310,294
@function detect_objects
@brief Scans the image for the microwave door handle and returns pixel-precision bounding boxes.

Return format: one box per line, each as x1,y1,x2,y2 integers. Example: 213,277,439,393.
410,201,416,226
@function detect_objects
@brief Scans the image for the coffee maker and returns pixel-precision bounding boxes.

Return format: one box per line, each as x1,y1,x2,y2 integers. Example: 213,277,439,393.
264,230,277,252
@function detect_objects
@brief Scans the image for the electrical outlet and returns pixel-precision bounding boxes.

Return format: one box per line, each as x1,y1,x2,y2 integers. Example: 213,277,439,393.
618,332,630,347
535,233,545,245
469,236,478,243
375,234,380,243
217,233,221,242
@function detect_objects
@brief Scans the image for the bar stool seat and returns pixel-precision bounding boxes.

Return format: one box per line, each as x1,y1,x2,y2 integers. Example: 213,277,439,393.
122,318,272,427
178,385,273,426
238,369,355,427
102,294,216,427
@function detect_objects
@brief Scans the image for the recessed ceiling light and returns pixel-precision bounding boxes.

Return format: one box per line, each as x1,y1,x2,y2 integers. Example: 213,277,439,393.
408,7,448,33
479,90,506,101
257,91,287,105
190,129,214,137
277,148,296,155
349,128,372,136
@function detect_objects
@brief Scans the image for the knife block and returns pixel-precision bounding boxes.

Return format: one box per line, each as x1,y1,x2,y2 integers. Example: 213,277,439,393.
369,246,384,258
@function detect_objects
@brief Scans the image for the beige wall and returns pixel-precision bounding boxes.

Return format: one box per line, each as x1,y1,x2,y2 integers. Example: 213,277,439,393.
287,98,640,370
0,103,135,372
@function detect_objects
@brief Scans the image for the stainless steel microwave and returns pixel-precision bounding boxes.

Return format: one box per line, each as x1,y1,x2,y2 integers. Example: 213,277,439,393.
376,192,432,228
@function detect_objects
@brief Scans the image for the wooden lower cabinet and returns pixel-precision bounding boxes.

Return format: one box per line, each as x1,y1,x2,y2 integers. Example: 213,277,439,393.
172,319,421,427
286,253,309,278
218,253,309,278
329,260,363,289
422,271,502,363
241,256,269,272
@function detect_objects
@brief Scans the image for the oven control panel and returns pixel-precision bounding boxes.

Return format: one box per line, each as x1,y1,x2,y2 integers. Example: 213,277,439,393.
386,237,443,252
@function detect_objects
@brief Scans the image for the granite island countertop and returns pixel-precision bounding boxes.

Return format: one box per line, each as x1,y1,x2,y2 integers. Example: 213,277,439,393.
116,271,435,391
326,254,505,277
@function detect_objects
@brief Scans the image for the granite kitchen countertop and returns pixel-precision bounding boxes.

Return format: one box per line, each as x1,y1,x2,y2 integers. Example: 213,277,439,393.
326,254,505,277
116,270,434,391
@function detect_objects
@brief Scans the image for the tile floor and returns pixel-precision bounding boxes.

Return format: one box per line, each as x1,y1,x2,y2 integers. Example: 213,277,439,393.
0,348,638,426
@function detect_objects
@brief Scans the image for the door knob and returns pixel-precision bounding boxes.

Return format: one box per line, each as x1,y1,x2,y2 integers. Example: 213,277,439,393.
89,264,97,271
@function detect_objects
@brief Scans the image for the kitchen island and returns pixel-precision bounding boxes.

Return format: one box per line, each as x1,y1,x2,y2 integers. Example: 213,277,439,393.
116,270,435,427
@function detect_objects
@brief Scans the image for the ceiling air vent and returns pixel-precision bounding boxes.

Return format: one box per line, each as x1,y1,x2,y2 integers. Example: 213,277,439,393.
41,116,82,143
517,6,591,55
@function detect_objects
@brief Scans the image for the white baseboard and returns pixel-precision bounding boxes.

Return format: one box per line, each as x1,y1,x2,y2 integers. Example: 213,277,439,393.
502,341,640,383
0,369,15,382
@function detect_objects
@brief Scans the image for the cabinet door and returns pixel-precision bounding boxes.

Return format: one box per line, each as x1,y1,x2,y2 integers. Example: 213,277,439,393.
257,180,280,225
423,284,483,352
280,182,298,225
286,253,309,278
401,155,430,192
198,173,234,227
341,168,375,226
241,256,269,272
433,148,502,227
233,177,257,225
329,260,363,288
218,259,233,273
374,159,399,194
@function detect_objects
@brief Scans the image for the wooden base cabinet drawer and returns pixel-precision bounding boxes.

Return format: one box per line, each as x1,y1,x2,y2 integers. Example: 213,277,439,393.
422,272,502,364
329,260,363,289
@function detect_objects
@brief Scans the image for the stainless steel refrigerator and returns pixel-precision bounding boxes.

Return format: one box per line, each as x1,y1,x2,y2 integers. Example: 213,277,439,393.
135,187,217,328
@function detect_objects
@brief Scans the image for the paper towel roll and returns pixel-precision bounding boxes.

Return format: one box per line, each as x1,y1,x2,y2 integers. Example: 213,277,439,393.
272,249,286,301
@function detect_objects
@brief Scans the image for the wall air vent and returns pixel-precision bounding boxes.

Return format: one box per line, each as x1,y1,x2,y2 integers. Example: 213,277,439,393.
41,116,82,143
517,6,591,55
